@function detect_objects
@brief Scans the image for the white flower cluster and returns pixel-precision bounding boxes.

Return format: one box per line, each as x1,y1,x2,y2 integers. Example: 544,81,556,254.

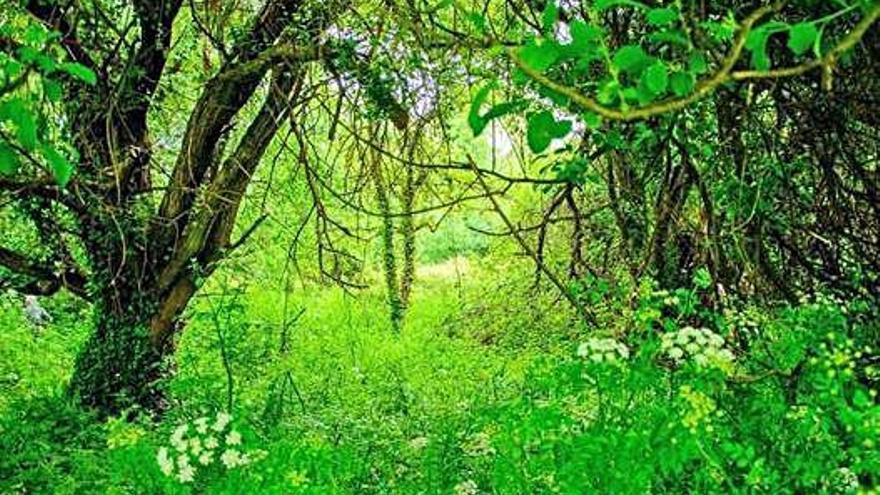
454,479,480,495
661,326,734,368
156,412,263,483
577,338,630,364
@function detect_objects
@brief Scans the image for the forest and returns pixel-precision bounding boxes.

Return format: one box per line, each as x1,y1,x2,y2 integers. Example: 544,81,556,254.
0,0,879,492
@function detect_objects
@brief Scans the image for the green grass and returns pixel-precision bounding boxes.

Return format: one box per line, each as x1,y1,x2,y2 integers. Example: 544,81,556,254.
2,262,879,494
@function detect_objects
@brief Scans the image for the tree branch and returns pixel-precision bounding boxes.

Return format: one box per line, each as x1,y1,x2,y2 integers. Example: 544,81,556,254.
0,246,89,299
509,1,880,121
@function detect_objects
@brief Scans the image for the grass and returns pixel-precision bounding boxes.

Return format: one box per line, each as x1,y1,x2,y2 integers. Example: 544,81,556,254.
0,257,566,494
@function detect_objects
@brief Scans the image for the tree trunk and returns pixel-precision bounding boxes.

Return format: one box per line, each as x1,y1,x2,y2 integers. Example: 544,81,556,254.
69,306,167,414
68,272,197,415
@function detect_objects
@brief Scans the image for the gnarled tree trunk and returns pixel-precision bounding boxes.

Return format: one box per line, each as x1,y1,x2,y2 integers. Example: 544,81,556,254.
0,0,332,415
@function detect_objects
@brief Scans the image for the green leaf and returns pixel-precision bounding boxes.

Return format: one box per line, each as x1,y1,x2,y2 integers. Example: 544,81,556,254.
688,53,708,74
669,71,694,97
570,21,603,46
542,1,559,34
4,58,23,78
39,143,74,187
0,142,20,175
519,40,561,73
595,0,648,11
787,22,818,56
597,79,620,105
640,62,668,95
58,62,97,85
612,45,651,75
745,27,771,71
646,7,678,26
693,267,712,290
622,86,640,103
526,110,571,154
483,99,528,121
468,83,528,136
0,98,39,151
568,21,604,58
700,19,735,42
648,29,689,47
23,24,49,45
468,84,495,136
44,79,63,102
537,84,570,106
583,112,602,129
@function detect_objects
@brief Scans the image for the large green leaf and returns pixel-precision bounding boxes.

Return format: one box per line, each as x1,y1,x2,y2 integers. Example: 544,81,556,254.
0,142,20,175
646,7,678,26
0,98,39,151
526,110,571,154
519,40,561,73
468,84,494,136
612,45,651,75
640,62,668,95
787,22,818,56
58,62,97,85
688,53,708,74
568,21,604,59
745,27,771,71
542,1,559,34
669,71,695,97
468,83,528,136
39,143,74,187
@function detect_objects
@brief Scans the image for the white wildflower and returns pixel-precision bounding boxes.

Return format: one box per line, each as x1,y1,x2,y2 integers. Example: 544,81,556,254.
170,424,189,452
190,437,203,455
213,412,232,432
577,338,630,365
157,447,174,477
662,327,735,370
177,462,195,483
204,436,219,450
454,479,479,495
830,467,859,492
226,430,242,446
194,416,209,434
198,452,214,466
220,449,242,469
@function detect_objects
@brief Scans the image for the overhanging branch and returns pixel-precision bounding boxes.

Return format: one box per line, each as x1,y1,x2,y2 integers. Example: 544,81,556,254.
509,2,880,121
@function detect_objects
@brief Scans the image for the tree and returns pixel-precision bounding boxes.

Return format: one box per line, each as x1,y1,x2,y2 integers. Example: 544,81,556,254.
0,0,355,414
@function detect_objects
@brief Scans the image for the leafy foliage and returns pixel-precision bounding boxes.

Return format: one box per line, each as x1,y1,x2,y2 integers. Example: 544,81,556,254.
1,0,879,493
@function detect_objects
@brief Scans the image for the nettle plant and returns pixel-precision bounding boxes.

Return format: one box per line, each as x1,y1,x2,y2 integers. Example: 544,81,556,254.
467,0,880,161
156,412,265,484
